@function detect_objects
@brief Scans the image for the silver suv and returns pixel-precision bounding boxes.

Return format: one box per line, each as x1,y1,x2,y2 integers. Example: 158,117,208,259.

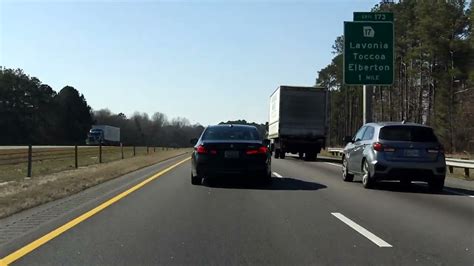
342,122,446,191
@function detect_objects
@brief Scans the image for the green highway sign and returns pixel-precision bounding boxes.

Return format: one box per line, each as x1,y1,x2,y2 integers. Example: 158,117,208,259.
354,12,394,22
343,21,394,85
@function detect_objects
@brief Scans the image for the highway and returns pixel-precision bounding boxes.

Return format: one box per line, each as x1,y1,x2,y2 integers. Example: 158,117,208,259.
1,154,473,265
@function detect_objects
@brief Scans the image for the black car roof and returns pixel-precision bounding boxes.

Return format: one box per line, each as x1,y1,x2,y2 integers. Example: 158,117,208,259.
207,124,257,129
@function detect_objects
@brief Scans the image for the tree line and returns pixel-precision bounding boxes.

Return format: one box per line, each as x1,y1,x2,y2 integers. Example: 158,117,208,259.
0,67,204,147
317,0,473,153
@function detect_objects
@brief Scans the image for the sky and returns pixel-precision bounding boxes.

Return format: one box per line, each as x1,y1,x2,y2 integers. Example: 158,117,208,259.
1,0,380,126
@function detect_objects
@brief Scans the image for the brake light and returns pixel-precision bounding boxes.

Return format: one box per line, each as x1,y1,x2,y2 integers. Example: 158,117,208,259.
196,145,217,155
196,145,207,154
373,142,383,151
373,142,395,152
246,146,268,155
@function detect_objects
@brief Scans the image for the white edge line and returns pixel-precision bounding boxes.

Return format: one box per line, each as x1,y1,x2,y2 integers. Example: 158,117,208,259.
443,188,474,198
272,172,283,178
324,162,341,167
331,212,392,248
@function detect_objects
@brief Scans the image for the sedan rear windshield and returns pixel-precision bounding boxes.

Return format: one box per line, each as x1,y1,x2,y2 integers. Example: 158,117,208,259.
379,126,438,142
202,127,261,141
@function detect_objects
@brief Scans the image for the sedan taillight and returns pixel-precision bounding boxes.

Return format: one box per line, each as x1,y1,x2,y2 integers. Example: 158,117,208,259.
196,145,207,154
246,146,268,155
196,145,217,155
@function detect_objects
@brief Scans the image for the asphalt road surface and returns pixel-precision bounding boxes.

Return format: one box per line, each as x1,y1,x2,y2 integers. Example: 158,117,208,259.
2,155,473,265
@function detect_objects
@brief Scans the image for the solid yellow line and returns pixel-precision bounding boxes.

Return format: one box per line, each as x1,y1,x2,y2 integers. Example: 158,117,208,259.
0,157,190,265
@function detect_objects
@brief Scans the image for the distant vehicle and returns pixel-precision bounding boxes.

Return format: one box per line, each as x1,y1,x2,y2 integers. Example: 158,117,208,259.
268,85,328,161
86,125,120,145
190,124,271,185
342,122,446,191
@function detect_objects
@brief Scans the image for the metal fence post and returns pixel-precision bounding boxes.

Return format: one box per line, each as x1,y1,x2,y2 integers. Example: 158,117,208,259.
99,144,102,163
121,143,124,159
147,146,149,154
75,145,78,168
27,145,32,177
133,146,136,157
154,147,156,152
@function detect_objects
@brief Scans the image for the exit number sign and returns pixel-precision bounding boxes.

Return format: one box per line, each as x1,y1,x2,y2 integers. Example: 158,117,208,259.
354,12,394,22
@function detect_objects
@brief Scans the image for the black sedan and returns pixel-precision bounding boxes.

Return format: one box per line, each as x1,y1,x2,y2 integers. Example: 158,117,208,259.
191,124,272,185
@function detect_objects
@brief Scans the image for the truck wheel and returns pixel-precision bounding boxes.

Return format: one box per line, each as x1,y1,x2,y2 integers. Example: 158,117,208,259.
279,151,286,159
305,152,316,161
274,149,280,159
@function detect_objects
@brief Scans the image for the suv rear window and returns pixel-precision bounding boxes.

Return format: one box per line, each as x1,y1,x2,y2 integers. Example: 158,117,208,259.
379,126,438,142
202,126,261,141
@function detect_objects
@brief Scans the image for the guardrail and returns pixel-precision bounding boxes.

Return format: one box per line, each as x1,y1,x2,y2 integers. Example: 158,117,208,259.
445,158,473,178
327,148,344,157
326,147,473,178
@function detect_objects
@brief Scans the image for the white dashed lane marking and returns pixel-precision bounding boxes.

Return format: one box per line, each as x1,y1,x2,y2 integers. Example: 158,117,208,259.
331,212,393,248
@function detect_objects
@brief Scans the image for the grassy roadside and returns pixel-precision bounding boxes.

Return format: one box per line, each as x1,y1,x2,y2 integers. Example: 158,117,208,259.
0,149,191,219
0,146,163,182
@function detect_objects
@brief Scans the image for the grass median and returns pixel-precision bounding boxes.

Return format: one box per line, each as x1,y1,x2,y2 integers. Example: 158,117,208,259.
0,148,191,218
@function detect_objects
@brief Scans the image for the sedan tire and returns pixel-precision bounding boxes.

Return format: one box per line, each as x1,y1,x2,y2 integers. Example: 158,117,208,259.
191,172,202,185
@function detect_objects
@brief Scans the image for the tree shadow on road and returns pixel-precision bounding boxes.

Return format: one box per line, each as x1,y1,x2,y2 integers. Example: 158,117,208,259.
202,177,327,191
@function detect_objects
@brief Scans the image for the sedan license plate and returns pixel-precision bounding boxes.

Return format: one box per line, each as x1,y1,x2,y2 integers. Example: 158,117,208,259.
404,149,420,157
224,150,239,159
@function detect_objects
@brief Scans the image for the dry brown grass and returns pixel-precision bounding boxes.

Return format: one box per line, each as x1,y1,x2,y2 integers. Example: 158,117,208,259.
0,146,166,182
0,149,190,218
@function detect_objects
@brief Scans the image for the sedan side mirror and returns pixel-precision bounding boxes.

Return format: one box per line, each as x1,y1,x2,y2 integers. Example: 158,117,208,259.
190,138,198,145
343,136,353,145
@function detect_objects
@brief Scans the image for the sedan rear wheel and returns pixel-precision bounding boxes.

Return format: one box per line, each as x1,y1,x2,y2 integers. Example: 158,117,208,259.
362,160,374,189
191,172,202,185
342,157,354,182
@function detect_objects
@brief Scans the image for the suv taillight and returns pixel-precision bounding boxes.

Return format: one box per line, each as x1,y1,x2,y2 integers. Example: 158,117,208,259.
373,142,395,152
373,142,383,152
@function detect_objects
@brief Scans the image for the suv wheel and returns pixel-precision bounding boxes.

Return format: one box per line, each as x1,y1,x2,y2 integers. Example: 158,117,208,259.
362,160,374,189
428,178,444,192
342,157,354,182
